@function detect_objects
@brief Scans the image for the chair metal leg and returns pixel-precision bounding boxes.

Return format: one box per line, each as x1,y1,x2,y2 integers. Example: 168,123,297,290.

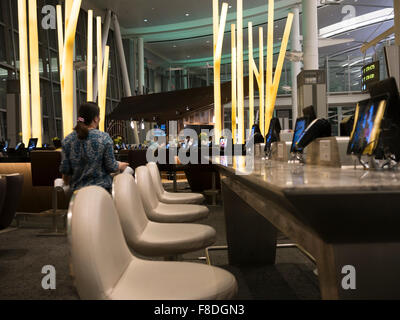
204,172,219,206
172,172,177,192
205,243,316,266
37,187,67,237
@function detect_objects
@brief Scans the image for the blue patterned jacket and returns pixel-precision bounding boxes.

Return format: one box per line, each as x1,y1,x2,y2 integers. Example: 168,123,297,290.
60,130,119,191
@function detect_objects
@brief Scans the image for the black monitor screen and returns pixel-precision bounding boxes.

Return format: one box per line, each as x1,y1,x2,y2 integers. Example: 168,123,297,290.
347,97,387,156
291,118,308,153
265,118,281,150
28,138,38,151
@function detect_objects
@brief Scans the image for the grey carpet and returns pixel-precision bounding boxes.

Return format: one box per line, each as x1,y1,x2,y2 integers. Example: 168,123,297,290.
0,183,320,300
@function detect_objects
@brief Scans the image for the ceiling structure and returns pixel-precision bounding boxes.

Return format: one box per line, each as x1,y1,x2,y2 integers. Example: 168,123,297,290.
86,0,395,69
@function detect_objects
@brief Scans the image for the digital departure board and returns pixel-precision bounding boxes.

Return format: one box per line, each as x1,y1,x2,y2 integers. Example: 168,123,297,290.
361,61,380,92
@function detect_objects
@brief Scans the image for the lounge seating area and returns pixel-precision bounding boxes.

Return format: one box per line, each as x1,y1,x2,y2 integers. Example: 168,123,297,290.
0,163,320,300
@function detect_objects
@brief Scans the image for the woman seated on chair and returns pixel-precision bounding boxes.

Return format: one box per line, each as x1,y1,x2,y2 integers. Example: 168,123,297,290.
60,102,129,193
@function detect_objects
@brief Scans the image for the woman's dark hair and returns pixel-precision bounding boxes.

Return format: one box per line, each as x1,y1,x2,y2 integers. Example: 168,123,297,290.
74,102,100,140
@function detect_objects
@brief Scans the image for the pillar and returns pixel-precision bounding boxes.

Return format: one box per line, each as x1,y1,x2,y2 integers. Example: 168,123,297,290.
291,5,301,124
302,0,319,70
138,37,145,95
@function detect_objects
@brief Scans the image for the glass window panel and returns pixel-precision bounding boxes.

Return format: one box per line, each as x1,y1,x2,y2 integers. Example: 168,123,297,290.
56,119,62,139
0,25,6,64
49,50,59,81
0,111,6,141
53,84,62,118
11,1,18,31
39,45,49,77
42,116,49,144
0,67,11,108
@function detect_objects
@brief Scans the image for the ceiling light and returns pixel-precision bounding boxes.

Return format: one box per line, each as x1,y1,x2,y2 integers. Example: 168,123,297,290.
173,45,177,48
319,8,394,38
144,19,148,22
185,13,190,16
229,5,232,8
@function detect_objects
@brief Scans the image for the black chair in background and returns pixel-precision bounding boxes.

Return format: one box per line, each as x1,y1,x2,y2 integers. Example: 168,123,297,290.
0,174,24,230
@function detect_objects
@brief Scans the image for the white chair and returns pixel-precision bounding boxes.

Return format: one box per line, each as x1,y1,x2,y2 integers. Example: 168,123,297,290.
135,166,209,223
68,186,237,300
112,174,216,257
146,162,205,204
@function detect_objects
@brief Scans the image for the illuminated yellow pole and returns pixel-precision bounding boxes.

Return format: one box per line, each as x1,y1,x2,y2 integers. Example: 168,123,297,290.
17,0,31,146
97,16,103,105
56,4,65,137
248,22,254,129
28,0,42,146
265,0,274,134
87,10,93,102
231,24,237,144
266,13,294,126
213,0,219,144
28,0,42,147
65,0,73,35
99,46,110,132
237,0,244,144
212,1,228,144
61,0,82,138
56,5,64,77
259,27,265,136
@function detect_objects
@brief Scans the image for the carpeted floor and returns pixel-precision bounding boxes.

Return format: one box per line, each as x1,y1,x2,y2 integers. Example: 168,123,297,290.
0,182,320,300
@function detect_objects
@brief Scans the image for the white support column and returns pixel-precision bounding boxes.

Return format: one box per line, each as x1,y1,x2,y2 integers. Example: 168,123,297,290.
138,37,145,95
93,10,112,100
183,69,188,89
291,5,301,124
129,39,136,94
112,13,139,144
302,0,319,70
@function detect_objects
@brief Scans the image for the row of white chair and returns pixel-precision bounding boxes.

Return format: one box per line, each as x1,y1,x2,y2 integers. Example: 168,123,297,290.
68,162,238,300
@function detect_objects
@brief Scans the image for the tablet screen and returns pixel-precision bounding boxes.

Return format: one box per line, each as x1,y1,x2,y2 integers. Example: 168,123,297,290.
291,118,308,153
347,97,387,156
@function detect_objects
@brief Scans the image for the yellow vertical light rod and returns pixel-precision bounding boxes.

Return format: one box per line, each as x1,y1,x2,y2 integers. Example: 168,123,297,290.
231,24,237,144
259,27,265,136
61,0,82,138
265,0,274,131
87,10,93,102
248,22,254,130
99,46,109,132
213,0,219,52
97,16,103,104
17,0,31,145
56,4,65,133
65,0,73,35
56,5,64,77
237,0,244,144
212,1,228,144
28,0,42,147
267,13,294,124
212,0,219,144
